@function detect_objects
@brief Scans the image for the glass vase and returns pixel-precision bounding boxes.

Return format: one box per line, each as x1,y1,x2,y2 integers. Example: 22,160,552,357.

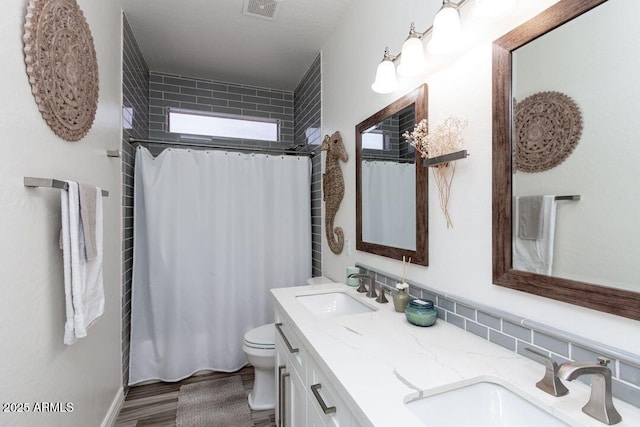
393,287,410,312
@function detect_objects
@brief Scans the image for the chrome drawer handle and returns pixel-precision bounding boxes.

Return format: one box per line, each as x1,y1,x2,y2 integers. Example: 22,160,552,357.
311,383,337,415
275,322,299,354
278,365,289,427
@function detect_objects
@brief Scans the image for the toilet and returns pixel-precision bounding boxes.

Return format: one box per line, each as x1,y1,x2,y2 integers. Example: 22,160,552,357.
243,323,276,410
243,277,335,410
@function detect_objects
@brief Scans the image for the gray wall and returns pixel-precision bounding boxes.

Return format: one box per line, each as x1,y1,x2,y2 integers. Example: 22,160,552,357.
148,72,294,152
121,15,149,388
294,55,322,277
398,106,416,161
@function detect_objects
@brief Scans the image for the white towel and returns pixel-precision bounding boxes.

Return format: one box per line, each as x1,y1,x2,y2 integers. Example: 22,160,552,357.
61,181,105,345
513,195,557,276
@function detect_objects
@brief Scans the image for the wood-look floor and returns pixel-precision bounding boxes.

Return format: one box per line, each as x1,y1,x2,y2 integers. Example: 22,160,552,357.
115,366,276,427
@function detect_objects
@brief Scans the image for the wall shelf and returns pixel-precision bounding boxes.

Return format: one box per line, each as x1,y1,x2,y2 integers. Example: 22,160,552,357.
423,150,469,167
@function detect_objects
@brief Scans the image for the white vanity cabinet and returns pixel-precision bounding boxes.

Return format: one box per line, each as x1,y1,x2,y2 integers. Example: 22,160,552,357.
275,309,362,427
306,354,358,427
275,319,307,427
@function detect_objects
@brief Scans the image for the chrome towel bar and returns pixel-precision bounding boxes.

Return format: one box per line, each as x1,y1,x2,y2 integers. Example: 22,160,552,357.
24,177,109,197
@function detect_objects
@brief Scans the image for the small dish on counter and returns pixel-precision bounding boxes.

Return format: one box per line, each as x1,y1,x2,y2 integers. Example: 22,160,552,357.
405,299,438,327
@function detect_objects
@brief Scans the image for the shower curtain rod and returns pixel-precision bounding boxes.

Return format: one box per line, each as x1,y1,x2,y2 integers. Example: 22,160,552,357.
129,138,319,157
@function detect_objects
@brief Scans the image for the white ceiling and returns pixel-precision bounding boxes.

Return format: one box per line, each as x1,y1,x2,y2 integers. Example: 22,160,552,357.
120,0,355,91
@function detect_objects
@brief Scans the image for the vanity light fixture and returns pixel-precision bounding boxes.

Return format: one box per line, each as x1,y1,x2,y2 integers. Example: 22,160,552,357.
397,24,429,77
371,48,399,94
428,0,462,54
371,0,518,94
472,0,517,21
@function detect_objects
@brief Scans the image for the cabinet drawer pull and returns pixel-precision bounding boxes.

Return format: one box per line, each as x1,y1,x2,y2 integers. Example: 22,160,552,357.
278,365,289,427
275,323,299,354
311,383,337,415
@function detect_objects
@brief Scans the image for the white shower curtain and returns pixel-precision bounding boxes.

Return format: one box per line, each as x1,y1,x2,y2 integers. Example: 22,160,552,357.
129,147,311,385
362,161,416,249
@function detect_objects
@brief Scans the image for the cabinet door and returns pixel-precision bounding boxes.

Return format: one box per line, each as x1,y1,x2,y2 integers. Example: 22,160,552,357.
289,367,307,427
276,323,306,427
277,367,306,427
275,332,288,427
275,320,306,378
307,393,330,427
307,357,352,427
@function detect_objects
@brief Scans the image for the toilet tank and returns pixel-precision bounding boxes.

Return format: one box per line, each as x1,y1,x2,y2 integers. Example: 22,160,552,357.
306,276,335,286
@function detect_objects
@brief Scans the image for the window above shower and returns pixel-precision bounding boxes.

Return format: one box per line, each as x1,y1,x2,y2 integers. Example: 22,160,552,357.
168,108,280,142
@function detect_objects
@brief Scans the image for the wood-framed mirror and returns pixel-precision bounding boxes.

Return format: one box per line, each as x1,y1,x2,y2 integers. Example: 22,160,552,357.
356,84,428,266
492,0,640,320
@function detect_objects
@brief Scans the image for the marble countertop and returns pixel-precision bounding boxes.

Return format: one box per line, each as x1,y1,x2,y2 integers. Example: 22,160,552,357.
272,283,640,427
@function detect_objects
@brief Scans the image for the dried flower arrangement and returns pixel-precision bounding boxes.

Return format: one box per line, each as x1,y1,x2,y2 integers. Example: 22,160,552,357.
403,116,468,228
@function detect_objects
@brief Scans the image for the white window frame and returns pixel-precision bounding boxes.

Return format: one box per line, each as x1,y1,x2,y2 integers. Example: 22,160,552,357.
167,108,280,142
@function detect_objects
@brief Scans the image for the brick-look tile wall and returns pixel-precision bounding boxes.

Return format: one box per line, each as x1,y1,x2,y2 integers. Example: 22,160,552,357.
398,105,416,160
294,55,322,277
148,72,294,151
362,104,415,163
121,15,149,388
363,116,400,161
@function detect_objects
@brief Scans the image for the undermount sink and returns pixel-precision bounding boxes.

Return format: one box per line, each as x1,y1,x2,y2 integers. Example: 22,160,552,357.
407,381,570,427
296,292,375,318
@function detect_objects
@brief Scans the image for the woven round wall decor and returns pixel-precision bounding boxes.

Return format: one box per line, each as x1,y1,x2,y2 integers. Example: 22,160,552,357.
514,91,582,172
23,0,99,141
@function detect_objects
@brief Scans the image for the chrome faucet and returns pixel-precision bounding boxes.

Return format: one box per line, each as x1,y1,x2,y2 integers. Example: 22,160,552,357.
558,358,622,425
524,347,569,397
347,273,377,298
375,285,389,304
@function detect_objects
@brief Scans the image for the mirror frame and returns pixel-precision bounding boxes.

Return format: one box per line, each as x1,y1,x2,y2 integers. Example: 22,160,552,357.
356,84,429,266
492,0,640,320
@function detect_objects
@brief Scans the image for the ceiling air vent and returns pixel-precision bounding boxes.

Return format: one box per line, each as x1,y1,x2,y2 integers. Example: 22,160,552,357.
242,0,282,21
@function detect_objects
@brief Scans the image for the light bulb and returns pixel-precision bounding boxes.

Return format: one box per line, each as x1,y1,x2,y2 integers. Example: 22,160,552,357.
397,36,428,77
371,58,398,94
428,2,461,55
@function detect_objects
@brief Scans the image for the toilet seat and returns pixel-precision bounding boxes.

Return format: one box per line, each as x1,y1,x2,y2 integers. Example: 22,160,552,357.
244,323,275,350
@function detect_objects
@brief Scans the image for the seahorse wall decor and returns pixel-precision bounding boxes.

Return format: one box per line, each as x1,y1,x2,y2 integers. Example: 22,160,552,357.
321,131,348,255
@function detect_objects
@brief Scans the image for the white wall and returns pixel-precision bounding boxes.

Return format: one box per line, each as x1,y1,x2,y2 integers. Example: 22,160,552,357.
513,0,640,291
321,0,640,355
0,1,123,426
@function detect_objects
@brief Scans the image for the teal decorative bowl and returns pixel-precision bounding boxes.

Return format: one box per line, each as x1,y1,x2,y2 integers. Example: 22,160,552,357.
405,299,438,327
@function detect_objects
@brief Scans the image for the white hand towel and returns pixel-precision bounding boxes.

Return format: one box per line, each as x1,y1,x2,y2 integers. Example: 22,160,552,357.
60,187,75,345
61,181,105,345
513,195,557,275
